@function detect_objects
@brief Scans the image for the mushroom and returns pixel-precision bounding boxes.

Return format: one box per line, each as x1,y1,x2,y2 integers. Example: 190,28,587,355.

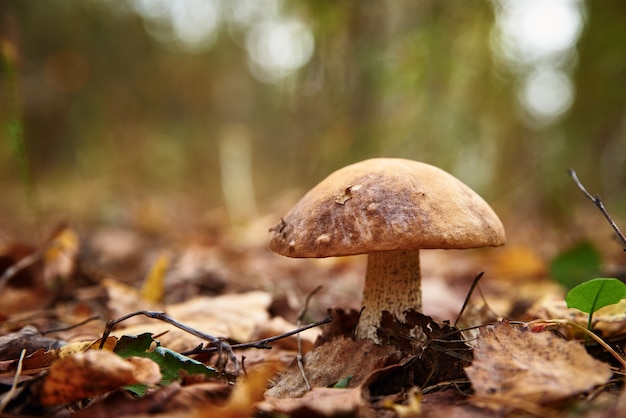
269,158,505,342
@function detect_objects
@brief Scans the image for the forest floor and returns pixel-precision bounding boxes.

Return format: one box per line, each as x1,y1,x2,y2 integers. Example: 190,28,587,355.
1,197,626,417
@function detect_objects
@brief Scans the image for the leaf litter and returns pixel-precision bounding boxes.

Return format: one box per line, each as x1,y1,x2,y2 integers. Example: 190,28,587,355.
1,208,626,417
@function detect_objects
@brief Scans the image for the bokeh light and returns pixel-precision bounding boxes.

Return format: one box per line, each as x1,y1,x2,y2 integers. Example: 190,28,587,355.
492,0,585,127
245,19,315,83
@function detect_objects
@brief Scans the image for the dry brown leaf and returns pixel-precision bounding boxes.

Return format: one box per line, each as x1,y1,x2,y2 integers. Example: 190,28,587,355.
260,387,365,417
266,336,401,398
40,350,161,405
465,321,612,411
43,227,79,287
111,291,272,352
529,295,626,338
104,281,272,352
0,326,64,361
103,278,164,324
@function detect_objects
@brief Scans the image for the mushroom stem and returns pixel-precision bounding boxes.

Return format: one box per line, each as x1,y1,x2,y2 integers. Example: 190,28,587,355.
355,250,422,342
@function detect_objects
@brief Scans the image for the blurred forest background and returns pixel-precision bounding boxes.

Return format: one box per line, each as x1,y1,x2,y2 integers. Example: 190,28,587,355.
0,0,625,243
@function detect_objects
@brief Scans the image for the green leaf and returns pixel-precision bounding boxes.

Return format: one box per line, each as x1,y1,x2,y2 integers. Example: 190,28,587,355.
333,375,353,388
114,333,155,358
550,241,602,289
113,333,218,396
566,278,626,315
149,346,219,383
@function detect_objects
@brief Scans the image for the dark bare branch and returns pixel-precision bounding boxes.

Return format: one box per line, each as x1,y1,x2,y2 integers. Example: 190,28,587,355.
568,168,626,250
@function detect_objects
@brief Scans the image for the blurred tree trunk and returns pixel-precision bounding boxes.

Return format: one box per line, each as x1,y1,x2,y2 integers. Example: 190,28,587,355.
567,0,626,200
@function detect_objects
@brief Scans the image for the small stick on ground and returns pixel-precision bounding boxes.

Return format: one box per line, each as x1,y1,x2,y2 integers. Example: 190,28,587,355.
296,285,322,391
0,349,26,413
454,272,484,327
41,316,100,336
100,310,333,375
99,311,238,373
187,315,332,353
569,168,626,250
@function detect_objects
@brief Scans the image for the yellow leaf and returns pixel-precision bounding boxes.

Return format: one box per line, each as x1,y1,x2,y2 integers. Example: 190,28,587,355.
383,386,422,417
43,227,79,287
57,337,117,358
192,362,280,418
141,252,169,303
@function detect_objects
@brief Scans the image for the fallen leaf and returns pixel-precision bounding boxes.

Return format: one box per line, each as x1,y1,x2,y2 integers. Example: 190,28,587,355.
40,350,161,405
260,360,409,417
57,337,117,358
529,296,626,338
216,362,280,418
0,326,64,361
382,386,422,417
260,387,364,417
266,336,401,398
465,321,612,411
43,227,79,287
141,252,170,303
103,278,164,324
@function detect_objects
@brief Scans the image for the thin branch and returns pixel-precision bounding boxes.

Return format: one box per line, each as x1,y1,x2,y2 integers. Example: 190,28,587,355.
99,310,238,373
41,315,100,336
0,349,26,413
190,315,333,353
454,272,484,327
569,168,626,250
0,250,41,294
296,285,322,391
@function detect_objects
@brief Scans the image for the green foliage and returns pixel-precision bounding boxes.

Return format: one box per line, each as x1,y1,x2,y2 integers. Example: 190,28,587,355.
549,241,602,289
565,278,626,331
1,41,38,217
114,333,218,396
333,375,353,389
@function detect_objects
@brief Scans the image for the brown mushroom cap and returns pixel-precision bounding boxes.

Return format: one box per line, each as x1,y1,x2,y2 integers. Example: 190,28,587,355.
270,158,505,257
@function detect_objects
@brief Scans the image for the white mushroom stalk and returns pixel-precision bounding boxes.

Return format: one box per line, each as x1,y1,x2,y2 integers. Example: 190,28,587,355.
357,250,422,340
269,158,506,345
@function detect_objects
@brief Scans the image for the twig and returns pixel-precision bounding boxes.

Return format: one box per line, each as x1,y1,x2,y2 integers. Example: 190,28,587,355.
0,349,26,413
296,286,322,391
568,168,626,250
0,250,42,294
0,238,66,294
454,272,484,327
99,311,238,373
185,315,333,353
41,315,100,336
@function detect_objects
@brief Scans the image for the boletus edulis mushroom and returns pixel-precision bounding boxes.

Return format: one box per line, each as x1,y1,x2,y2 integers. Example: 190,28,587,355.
269,158,505,343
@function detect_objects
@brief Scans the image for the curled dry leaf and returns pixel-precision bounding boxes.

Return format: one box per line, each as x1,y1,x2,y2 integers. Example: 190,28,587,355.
40,350,161,406
0,326,64,361
465,321,612,411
